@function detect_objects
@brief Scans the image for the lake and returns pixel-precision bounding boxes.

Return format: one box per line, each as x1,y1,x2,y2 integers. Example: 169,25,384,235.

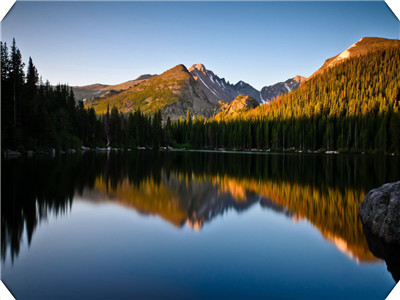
2,151,399,299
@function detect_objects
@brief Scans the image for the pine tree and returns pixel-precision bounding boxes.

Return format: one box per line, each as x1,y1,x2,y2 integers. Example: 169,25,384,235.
10,38,25,129
104,103,111,147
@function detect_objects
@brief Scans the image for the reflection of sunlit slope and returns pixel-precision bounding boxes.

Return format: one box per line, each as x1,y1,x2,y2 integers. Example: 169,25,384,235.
88,172,377,263
91,176,187,227
214,176,248,201
210,175,378,262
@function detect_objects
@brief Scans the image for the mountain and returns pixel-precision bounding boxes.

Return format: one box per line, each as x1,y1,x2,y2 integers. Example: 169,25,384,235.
86,64,216,119
72,83,109,102
234,81,263,103
188,63,237,104
102,74,156,92
216,95,259,119
82,62,307,118
72,74,156,101
188,64,263,104
260,75,307,103
310,37,400,78
86,63,268,119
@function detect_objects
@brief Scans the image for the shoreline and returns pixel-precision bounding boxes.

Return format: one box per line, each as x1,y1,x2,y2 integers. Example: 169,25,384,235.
3,147,399,159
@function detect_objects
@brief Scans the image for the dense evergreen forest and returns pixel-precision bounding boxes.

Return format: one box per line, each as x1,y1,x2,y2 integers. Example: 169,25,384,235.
1,39,163,151
240,46,400,153
1,40,399,154
180,46,400,153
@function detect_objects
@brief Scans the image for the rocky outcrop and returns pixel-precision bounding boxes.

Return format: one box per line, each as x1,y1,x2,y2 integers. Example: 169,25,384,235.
216,95,259,119
359,181,400,245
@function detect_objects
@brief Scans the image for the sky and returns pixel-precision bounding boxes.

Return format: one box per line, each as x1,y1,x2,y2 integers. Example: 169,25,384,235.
1,1,399,89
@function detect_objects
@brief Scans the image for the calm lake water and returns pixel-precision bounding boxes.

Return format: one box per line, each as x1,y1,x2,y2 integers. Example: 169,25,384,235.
2,151,400,299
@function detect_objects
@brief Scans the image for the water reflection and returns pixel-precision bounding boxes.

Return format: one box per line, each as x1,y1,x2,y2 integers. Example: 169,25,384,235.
2,151,400,273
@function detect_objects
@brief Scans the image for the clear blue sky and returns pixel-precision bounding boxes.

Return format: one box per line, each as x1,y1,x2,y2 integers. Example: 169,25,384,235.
1,1,399,89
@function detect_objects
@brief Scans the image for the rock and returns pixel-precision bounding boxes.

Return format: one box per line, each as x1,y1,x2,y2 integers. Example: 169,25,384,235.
216,95,259,119
359,181,400,244
362,223,400,282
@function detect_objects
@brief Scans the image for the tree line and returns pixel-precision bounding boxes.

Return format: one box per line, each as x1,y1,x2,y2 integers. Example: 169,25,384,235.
1,39,164,151
170,47,400,154
2,39,399,154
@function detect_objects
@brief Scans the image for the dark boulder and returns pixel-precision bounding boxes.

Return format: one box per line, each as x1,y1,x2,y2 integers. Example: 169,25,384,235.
359,181,400,245
362,224,400,282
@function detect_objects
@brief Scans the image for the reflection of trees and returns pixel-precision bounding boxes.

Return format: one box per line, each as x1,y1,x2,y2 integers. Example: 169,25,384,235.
1,154,103,261
1,151,164,261
2,151,399,263
209,175,373,261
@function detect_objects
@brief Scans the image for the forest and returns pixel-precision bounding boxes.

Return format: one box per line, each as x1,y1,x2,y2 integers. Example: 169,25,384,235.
1,39,399,154
1,39,163,151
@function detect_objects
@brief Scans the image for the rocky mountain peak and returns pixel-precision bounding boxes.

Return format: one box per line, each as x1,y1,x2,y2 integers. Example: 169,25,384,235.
310,37,400,78
188,63,207,73
293,75,307,84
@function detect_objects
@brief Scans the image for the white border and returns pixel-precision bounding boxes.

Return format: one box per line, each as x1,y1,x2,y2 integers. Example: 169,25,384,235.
0,1,398,300
386,0,400,22
0,1,15,299
0,0,14,24
0,281,15,300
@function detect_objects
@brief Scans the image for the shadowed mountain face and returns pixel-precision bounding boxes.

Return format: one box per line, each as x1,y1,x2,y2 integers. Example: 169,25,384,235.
3,151,400,271
260,75,307,103
188,64,263,104
310,37,400,79
188,64,240,104
234,81,263,103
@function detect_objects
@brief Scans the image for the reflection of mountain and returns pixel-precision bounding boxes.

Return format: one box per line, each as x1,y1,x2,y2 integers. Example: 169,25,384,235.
83,173,261,229
86,176,187,226
3,151,400,266
83,170,379,263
